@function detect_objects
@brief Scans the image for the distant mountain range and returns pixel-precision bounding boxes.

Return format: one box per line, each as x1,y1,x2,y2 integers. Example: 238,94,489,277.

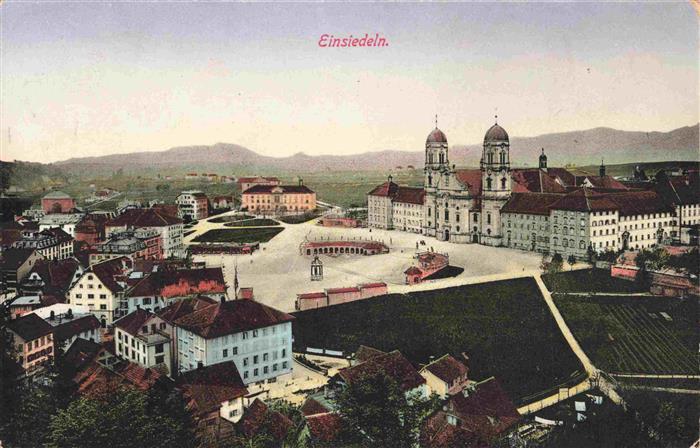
37,123,700,174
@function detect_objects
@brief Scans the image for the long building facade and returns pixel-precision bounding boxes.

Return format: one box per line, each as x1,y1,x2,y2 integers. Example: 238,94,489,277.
367,120,698,259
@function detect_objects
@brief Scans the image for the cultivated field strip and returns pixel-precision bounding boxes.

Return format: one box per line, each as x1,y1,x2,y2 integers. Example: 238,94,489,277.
606,304,696,374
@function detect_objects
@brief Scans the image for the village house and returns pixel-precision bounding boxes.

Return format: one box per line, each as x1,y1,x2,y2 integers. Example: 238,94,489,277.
8,295,59,319
113,308,173,375
13,228,74,260
39,213,85,238
419,354,470,398
7,313,55,375
176,361,249,425
124,266,227,315
41,190,76,214
33,306,102,350
158,296,295,385
89,228,163,264
0,247,44,293
211,195,234,210
67,257,133,326
241,181,316,215
176,190,209,221
105,208,184,258
19,257,83,300
237,176,280,192
420,377,521,448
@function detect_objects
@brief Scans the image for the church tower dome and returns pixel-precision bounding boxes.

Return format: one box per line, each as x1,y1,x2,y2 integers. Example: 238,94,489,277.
426,127,448,144
483,122,509,144
425,116,449,172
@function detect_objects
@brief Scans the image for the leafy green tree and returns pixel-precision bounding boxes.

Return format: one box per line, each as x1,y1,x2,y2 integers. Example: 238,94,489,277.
0,298,27,446
47,388,196,448
653,401,686,445
567,254,577,269
548,253,564,274
334,371,440,448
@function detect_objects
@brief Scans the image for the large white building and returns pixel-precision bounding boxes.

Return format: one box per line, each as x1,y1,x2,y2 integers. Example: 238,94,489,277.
367,120,697,259
67,257,132,326
105,208,184,258
158,296,295,385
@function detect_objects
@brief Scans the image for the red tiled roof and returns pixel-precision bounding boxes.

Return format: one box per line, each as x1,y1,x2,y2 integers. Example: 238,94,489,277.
606,190,675,216
545,167,577,186
300,397,331,416
172,299,295,339
338,350,425,393
326,287,360,294
368,181,400,197
242,184,315,194
128,267,226,298
454,170,482,197
393,186,425,205
29,258,81,296
157,296,218,323
297,292,327,300
237,399,293,441
359,282,387,289
501,193,564,216
423,354,469,385
575,175,628,190
176,361,248,417
303,241,387,250
354,345,386,363
106,208,183,228
549,187,619,212
511,169,567,194
63,338,103,373
405,266,423,275
306,413,343,443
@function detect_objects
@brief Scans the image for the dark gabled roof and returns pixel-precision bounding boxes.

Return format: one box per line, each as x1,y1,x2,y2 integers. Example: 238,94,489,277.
242,184,315,194
41,227,73,243
446,377,520,441
237,399,293,441
53,315,101,342
88,257,130,293
423,354,469,385
157,296,219,323
575,175,628,190
368,181,400,197
501,193,564,216
300,397,331,417
0,248,38,271
605,190,675,216
305,413,343,443
549,187,618,212
42,190,72,200
545,167,578,187
654,177,700,206
454,170,482,197
28,258,81,295
172,299,295,339
354,345,386,363
237,176,279,183
113,308,154,336
63,338,103,373
7,313,53,341
393,186,425,205
338,350,425,393
511,169,567,194
127,267,226,298
106,208,183,228
176,361,248,417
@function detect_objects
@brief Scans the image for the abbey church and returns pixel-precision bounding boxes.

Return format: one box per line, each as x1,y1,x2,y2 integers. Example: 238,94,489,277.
367,120,699,259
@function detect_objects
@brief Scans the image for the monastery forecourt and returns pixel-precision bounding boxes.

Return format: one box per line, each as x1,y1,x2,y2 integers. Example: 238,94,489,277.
368,120,688,260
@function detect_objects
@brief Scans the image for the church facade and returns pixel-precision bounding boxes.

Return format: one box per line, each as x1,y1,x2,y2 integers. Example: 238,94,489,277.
367,120,695,259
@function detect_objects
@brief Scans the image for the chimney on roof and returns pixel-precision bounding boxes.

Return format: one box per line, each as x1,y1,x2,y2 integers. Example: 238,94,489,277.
49,310,55,321
66,308,73,319
298,178,303,186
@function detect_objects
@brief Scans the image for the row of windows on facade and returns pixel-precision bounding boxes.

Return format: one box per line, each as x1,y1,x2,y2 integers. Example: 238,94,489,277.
23,334,53,351
242,362,288,380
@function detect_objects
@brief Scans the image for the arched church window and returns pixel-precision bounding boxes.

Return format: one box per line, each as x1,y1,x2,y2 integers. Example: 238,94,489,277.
427,208,431,217
487,213,492,225
501,178,506,189
486,177,492,190
553,237,559,246
444,210,449,221
500,151,506,164
428,174,432,186
487,152,494,164
455,213,460,223
487,229,491,235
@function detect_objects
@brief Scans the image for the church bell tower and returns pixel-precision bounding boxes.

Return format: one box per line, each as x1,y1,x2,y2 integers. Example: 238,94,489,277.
480,116,512,246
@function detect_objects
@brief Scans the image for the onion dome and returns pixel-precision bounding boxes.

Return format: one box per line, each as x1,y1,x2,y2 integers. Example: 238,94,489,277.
484,123,509,143
426,127,448,144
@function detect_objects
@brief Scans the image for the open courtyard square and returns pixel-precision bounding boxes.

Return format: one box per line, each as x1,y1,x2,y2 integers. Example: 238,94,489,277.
186,211,544,312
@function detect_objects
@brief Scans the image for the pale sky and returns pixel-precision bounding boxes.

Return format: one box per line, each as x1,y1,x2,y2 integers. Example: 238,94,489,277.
1,2,698,163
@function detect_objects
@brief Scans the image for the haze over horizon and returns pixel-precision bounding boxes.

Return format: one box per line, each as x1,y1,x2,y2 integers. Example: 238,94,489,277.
1,3,697,164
